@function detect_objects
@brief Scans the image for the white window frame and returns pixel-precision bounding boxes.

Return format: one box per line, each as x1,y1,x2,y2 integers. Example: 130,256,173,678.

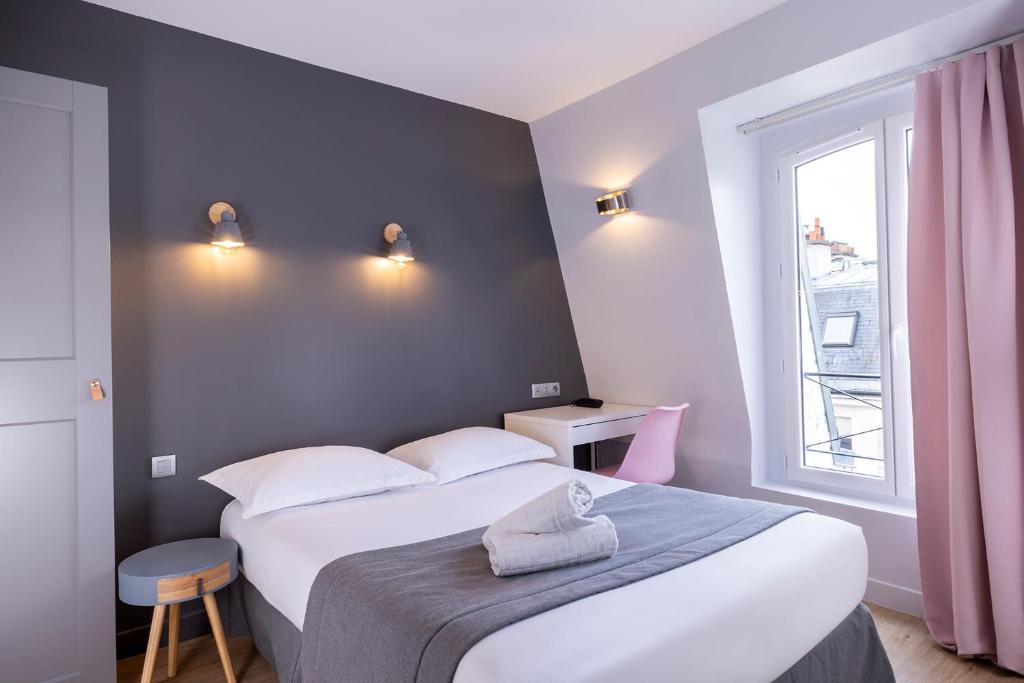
773,110,915,503
885,110,915,500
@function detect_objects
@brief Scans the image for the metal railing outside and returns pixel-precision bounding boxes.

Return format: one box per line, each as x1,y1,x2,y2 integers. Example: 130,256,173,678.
803,371,882,465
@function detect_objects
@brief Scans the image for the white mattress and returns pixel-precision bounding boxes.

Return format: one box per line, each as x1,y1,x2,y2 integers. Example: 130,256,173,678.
221,462,867,683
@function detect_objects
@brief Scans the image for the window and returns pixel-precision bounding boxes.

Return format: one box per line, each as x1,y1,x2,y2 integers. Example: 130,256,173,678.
835,416,854,453
775,111,915,501
822,313,859,347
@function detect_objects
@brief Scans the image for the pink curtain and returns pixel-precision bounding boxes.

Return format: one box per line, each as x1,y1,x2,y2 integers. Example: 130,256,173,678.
908,38,1024,673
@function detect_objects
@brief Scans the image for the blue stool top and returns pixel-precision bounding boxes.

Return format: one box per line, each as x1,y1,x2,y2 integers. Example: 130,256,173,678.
118,537,238,606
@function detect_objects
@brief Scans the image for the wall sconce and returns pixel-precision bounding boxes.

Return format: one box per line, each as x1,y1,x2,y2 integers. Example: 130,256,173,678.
596,189,631,215
209,201,244,254
383,222,414,268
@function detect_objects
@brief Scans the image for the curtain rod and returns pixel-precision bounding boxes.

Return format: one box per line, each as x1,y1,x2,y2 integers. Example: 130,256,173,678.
737,29,1024,134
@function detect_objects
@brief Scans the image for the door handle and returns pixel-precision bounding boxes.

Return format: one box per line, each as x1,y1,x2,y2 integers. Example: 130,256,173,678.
88,379,106,401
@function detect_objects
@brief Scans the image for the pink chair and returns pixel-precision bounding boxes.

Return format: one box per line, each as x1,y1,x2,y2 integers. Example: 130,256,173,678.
594,403,689,484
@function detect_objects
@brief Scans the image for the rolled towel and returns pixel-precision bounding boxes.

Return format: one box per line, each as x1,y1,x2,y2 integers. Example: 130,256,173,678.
483,515,619,577
485,480,596,537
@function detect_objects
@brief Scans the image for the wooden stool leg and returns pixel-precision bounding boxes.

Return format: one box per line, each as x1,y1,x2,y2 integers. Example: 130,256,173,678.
202,593,237,683
167,603,180,678
141,604,166,683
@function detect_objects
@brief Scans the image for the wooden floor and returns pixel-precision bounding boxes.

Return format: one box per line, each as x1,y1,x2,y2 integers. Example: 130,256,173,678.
116,603,1020,682
116,634,275,683
867,603,1019,682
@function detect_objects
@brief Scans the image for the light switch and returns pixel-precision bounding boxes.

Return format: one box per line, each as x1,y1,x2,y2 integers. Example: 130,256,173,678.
151,454,176,478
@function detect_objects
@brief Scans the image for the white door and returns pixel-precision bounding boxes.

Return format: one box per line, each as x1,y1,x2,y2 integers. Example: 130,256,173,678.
0,66,115,682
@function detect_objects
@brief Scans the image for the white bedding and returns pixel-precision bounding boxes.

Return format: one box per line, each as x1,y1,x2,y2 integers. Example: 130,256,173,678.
221,462,868,683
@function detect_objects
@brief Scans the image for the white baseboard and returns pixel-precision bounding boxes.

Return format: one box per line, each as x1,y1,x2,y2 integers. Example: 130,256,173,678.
865,577,923,617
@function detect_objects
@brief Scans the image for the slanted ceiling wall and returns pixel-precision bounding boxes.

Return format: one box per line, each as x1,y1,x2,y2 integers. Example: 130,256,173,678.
532,0,1005,615
0,0,585,656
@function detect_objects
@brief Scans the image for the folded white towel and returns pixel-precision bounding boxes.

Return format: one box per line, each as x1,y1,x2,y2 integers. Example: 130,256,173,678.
485,480,597,536
482,481,618,577
483,515,619,576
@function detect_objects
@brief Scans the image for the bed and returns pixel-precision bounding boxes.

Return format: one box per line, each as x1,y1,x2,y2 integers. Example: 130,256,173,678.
217,460,886,682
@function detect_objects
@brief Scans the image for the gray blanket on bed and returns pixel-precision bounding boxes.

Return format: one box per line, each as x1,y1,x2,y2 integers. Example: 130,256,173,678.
299,483,809,683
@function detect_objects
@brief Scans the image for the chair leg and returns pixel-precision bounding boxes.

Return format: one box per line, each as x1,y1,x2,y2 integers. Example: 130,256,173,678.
202,593,237,683
140,604,166,683
167,603,180,678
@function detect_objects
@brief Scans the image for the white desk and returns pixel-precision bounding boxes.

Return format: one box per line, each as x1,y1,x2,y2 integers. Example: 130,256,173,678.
504,403,652,470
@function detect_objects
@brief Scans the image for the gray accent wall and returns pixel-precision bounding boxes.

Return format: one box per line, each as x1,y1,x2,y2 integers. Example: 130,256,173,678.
0,0,586,656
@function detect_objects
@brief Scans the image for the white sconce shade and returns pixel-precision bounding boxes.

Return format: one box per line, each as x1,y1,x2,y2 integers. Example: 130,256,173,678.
389,232,413,262
209,202,244,253
383,222,414,266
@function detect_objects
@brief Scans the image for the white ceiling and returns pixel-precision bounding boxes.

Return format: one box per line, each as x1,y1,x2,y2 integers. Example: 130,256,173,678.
85,0,787,121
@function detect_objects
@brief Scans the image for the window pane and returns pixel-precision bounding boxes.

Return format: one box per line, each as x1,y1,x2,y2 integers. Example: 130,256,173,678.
822,313,858,346
795,140,884,478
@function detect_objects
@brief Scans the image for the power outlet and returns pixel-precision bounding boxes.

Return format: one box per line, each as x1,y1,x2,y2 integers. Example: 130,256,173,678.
151,454,176,478
531,382,561,399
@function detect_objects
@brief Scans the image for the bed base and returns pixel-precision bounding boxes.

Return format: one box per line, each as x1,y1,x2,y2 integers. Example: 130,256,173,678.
219,574,894,683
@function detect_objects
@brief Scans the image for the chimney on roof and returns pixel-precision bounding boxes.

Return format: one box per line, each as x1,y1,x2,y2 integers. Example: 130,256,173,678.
807,217,825,242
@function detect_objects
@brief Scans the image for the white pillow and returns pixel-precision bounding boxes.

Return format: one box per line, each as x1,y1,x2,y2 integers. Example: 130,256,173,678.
199,446,436,518
387,427,555,485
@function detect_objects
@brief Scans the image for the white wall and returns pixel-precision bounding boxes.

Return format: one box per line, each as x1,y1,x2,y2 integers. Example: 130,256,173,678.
532,0,1024,615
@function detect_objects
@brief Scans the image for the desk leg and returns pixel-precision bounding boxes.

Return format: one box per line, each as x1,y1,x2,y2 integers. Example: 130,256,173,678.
590,442,598,471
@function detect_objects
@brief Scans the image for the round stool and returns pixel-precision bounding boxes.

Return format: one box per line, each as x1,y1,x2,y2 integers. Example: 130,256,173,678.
118,538,239,683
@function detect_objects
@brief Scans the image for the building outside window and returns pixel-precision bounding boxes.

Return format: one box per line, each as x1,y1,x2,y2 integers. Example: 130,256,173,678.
801,216,883,476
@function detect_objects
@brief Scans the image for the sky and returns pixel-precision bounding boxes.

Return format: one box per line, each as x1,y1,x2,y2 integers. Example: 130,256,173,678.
795,139,878,260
